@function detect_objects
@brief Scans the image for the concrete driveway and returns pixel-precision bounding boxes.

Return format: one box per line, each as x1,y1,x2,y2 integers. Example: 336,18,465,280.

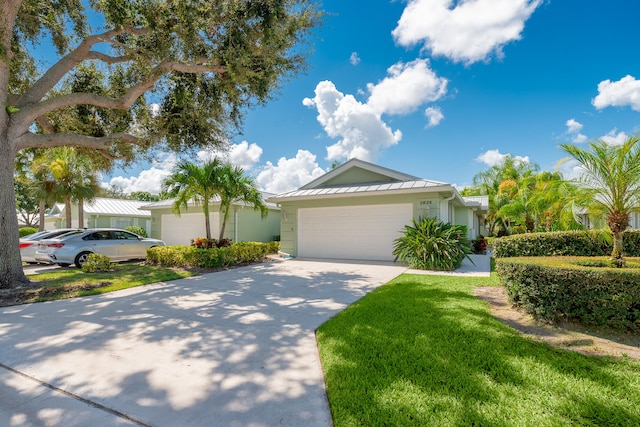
1,259,406,427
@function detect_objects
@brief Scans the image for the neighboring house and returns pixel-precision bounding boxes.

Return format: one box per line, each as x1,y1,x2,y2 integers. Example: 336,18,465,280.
45,198,152,235
576,209,640,230
140,193,281,246
267,158,489,262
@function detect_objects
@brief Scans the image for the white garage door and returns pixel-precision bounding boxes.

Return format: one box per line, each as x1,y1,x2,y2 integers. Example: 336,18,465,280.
161,212,219,246
298,204,413,261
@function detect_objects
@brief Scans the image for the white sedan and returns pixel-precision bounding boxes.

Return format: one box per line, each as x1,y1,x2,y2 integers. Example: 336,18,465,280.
35,228,165,268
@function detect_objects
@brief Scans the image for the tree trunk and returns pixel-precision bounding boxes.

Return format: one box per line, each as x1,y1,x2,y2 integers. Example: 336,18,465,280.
78,198,84,228
39,199,46,231
219,203,230,242
64,194,72,227
608,211,628,268
0,133,30,289
203,201,211,240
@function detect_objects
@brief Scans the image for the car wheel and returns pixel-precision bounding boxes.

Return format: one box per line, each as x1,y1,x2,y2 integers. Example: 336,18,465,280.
74,252,92,269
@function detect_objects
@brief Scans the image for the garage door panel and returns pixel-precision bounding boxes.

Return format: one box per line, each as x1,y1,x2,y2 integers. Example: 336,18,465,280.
161,212,219,246
298,204,412,261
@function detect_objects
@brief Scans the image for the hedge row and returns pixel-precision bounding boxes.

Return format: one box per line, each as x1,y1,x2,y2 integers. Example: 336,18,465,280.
147,241,280,269
493,230,640,258
496,257,640,330
19,227,38,237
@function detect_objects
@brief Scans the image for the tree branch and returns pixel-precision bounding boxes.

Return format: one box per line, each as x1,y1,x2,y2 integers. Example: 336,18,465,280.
12,59,226,134
85,51,131,64
35,115,55,134
17,26,151,109
15,131,141,151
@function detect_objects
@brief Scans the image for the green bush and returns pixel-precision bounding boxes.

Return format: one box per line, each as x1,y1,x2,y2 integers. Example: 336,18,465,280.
496,256,640,330
493,230,640,258
147,241,280,269
393,216,471,271
19,227,38,237
124,225,147,237
81,253,114,273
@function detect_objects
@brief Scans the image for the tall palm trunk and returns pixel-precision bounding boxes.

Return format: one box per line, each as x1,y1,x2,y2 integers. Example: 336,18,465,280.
39,199,46,231
78,198,84,228
64,194,72,227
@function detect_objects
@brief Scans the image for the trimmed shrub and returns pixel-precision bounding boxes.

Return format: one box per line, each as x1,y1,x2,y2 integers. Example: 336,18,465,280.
493,230,640,258
496,256,640,330
81,253,114,273
19,227,38,237
147,241,280,269
124,225,147,237
393,216,471,271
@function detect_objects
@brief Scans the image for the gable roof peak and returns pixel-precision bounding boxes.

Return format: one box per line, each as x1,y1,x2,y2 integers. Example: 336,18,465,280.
300,158,421,190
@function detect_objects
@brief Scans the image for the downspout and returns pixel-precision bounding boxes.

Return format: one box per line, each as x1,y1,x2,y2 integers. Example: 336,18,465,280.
440,192,455,223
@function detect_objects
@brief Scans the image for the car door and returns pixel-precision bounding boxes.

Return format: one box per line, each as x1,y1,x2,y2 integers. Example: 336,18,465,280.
84,230,119,259
112,230,145,260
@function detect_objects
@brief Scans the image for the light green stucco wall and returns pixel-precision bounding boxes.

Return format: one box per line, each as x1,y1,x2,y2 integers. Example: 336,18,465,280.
147,204,280,243
320,168,398,187
277,192,476,257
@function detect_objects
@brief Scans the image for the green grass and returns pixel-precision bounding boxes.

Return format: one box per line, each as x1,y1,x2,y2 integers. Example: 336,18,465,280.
317,273,640,426
8,264,194,305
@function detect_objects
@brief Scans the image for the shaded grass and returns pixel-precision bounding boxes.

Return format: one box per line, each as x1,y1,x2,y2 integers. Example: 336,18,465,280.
3,264,194,305
317,274,640,426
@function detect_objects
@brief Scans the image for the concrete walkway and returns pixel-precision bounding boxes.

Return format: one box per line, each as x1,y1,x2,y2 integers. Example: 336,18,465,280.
1,259,406,427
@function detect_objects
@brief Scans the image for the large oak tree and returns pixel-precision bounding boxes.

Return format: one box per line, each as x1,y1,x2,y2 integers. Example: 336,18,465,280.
1,0,321,288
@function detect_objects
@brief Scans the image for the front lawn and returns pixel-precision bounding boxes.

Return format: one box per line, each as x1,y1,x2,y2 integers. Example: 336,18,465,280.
317,274,640,426
1,264,195,306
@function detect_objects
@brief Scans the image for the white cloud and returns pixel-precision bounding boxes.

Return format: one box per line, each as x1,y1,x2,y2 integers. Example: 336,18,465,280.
303,80,402,162
592,75,640,111
107,153,177,194
565,118,583,133
350,52,361,66
392,0,542,64
255,150,325,194
367,59,448,115
601,129,628,146
196,141,263,170
476,149,530,167
565,118,587,143
555,157,583,180
425,106,444,127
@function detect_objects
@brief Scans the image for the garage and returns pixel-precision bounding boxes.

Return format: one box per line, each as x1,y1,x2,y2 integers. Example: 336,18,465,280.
297,204,413,261
161,212,219,245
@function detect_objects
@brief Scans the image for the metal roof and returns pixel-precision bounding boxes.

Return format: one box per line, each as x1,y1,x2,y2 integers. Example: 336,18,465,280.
462,195,490,210
82,198,151,217
140,192,279,210
268,179,453,201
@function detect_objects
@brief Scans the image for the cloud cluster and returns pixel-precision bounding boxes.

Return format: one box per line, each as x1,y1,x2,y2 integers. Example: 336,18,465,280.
592,75,640,111
565,119,587,143
256,150,326,194
303,60,447,162
303,81,403,162
196,140,263,171
107,153,177,194
601,129,628,146
392,0,542,64
476,149,530,167
425,106,444,127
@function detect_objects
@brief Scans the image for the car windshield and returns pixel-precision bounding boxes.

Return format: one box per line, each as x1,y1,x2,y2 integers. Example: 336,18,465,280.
21,230,49,240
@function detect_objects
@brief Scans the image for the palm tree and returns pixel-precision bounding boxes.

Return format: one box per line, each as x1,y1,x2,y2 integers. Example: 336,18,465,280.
45,147,100,228
560,136,640,266
217,163,268,241
162,159,224,241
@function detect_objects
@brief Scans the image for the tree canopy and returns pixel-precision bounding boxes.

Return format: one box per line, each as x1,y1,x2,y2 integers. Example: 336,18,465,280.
1,0,322,288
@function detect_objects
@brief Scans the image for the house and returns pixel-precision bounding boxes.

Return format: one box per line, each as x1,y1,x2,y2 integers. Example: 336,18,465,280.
139,193,281,246
45,198,152,235
267,159,489,262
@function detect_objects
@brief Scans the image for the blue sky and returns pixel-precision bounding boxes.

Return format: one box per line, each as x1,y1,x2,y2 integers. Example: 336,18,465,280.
105,0,640,195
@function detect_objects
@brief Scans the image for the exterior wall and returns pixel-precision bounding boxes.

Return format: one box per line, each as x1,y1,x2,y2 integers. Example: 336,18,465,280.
148,204,280,243
278,192,479,257
320,169,398,187
231,207,281,242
